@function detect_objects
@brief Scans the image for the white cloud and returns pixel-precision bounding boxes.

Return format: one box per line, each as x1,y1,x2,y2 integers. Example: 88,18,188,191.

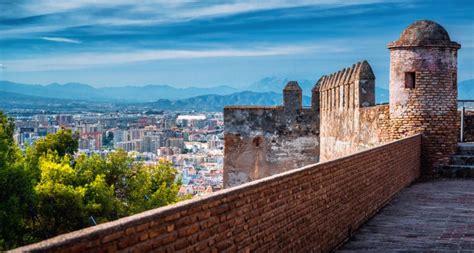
3,44,347,72
41,37,82,44
175,0,386,19
0,0,407,42
17,0,389,18
2,0,397,30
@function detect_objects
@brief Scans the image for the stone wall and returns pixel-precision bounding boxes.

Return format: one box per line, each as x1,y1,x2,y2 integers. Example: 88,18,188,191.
14,135,421,253
389,47,459,174
319,61,391,161
223,104,319,188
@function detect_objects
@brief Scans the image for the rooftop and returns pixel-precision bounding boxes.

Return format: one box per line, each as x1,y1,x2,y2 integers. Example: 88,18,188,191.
283,81,302,91
388,20,460,48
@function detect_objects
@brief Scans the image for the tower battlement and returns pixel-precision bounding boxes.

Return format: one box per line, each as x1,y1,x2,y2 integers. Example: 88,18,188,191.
319,60,375,111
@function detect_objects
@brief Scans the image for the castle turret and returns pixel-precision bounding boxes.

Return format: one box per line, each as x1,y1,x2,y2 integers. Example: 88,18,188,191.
388,20,461,174
357,60,375,108
283,81,302,112
311,82,320,112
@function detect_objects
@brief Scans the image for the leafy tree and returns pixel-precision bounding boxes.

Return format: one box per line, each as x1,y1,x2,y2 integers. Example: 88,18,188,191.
33,155,86,237
83,174,120,224
25,129,79,184
145,160,183,208
0,111,16,168
34,129,78,157
103,150,134,196
0,114,185,250
0,112,35,250
75,153,183,218
75,153,124,219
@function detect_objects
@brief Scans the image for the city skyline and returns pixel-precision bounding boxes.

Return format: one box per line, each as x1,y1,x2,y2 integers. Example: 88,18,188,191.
1,0,473,89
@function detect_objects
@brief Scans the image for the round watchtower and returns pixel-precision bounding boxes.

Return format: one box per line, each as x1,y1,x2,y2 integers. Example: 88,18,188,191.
388,20,461,174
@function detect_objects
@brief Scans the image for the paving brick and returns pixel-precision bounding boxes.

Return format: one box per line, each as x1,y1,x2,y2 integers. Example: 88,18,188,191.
338,179,474,251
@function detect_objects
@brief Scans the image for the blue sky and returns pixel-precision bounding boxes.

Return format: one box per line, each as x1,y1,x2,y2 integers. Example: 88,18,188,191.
0,0,473,89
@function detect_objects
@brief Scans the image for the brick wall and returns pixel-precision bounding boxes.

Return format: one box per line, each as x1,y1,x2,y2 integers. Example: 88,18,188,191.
319,61,392,161
14,134,421,253
389,47,459,174
320,104,391,161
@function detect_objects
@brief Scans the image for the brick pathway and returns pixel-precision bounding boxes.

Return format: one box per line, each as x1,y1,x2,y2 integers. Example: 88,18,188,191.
337,179,474,252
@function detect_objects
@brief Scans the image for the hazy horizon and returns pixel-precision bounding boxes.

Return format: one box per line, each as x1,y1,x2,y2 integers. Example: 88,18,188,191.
1,0,473,89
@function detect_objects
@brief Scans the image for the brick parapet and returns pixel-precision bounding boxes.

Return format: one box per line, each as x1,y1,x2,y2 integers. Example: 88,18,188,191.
13,134,421,253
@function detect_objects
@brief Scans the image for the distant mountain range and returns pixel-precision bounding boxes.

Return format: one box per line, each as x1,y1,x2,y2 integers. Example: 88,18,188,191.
0,78,389,102
149,91,311,111
0,80,239,102
244,77,315,95
0,90,116,113
0,78,472,112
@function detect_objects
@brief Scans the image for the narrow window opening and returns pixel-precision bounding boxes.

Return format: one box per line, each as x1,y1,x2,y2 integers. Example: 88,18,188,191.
405,72,416,89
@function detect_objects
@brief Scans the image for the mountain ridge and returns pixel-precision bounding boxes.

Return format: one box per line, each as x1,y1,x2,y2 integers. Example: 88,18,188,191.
0,80,240,102
148,91,312,111
1,78,473,111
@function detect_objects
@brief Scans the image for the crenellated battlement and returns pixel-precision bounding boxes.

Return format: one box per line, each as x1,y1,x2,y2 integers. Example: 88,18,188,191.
318,61,375,112
317,61,386,161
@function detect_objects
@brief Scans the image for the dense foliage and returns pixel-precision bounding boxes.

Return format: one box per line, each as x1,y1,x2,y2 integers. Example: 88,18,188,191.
0,112,185,250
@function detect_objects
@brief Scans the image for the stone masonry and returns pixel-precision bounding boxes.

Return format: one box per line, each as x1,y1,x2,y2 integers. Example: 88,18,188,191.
319,61,391,161
224,20,460,184
224,81,319,188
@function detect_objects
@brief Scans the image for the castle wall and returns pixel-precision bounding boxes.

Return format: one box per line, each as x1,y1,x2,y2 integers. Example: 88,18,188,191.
223,21,461,182
319,61,391,161
320,105,391,161
389,47,458,173
14,135,421,253
223,106,319,188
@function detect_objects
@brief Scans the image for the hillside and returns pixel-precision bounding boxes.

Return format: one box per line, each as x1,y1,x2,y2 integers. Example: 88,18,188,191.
150,91,312,111
1,78,473,110
0,90,311,112
0,81,239,102
0,91,115,112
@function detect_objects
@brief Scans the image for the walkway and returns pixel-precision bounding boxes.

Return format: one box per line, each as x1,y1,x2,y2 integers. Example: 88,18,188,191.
337,179,474,252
